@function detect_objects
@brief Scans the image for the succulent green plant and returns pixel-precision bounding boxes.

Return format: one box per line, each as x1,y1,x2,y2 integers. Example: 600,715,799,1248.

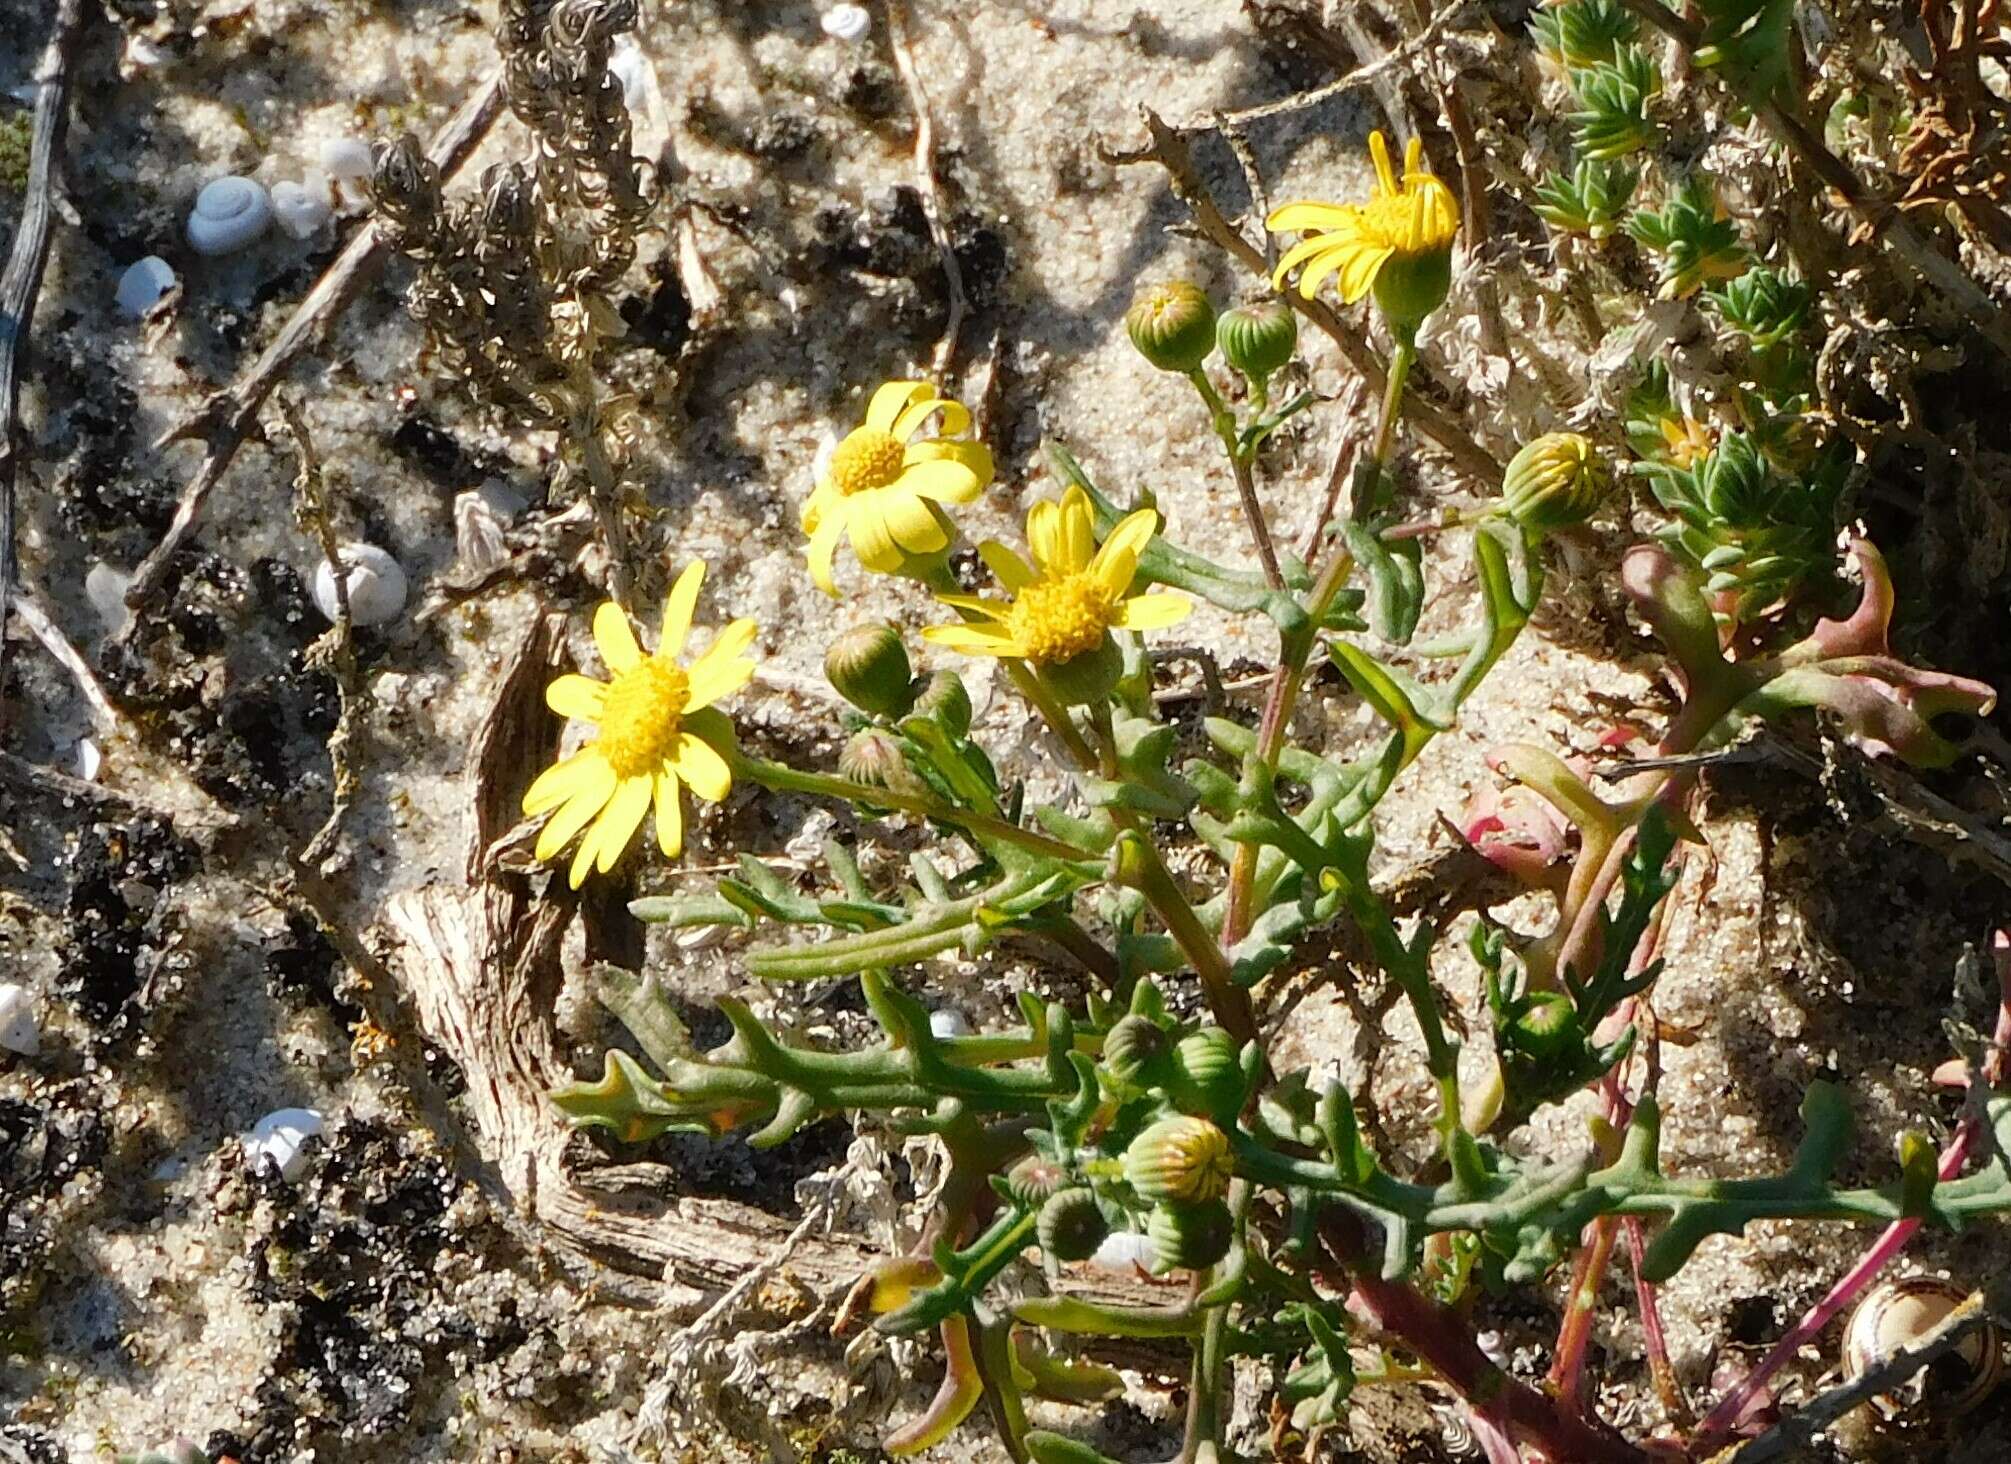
1569,44,1663,160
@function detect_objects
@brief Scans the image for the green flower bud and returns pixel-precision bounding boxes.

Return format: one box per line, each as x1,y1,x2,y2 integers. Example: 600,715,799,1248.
1038,635,1123,708
1146,1198,1234,1274
1168,1027,1244,1118
1371,249,1453,338
1003,1154,1070,1209
1500,432,1611,532
1507,993,1581,1060
1037,1187,1110,1262
1126,281,1217,373
911,669,972,739
838,728,921,795
1123,1115,1233,1204
1102,1014,1174,1090
826,622,917,718
1215,300,1297,382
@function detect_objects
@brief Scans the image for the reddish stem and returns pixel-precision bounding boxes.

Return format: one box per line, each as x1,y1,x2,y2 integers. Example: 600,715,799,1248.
1322,1214,1651,1464
1690,932,2011,1451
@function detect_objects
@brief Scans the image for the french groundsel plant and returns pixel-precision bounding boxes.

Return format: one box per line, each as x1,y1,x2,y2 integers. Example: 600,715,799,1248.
521,82,2006,1464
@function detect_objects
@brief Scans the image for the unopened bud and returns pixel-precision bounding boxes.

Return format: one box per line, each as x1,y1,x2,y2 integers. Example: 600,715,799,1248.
1126,281,1217,373
825,622,916,718
1501,432,1610,532
1216,300,1297,382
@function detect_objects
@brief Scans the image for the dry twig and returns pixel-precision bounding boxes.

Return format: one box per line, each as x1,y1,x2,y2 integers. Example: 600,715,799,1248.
0,0,89,720
278,397,366,874
886,0,968,382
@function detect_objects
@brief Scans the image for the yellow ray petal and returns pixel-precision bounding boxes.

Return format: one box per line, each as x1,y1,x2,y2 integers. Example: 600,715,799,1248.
685,625,758,712
1273,230,1353,290
1335,242,1395,303
1026,499,1062,575
883,490,951,554
801,483,836,534
1093,508,1159,578
534,761,618,861
1055,487,1094,572
893,395,971,441
898,455,987,504
671,732,733,802
923,622,1019,656
807,507,847,597
1265,201,1357,233
594,602,643,674
865,380,933,434
1370,130,1399,196
545,673,609,722
907,437,995,481
661,560,705,657
934,591,1011,623
653,767,683,858
524,745,614,817
978,540,1035,591
585,774,653,880
850,493,905,573
1092,545,1138,598
1114,591,1193,631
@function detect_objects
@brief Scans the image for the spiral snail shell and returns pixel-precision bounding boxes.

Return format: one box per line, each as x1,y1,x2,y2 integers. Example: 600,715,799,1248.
186,176,273,256
312,542,408,627
1842,1277,2005,1420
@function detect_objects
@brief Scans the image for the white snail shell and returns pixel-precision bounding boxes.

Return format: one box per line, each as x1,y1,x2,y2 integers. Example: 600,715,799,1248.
928,1008,971,1039
186,176,273,256
820,3,871,42
312,541,409,627
270,179,332,240
607,34,652,113
115,255,177,317
243,1107,325,1182
1843,1276,2006,1419
319,137,373,182
0,981,39,1057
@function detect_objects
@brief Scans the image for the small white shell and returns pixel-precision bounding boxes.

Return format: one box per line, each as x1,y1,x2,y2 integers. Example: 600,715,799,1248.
821,3,872,41
75,737,102,783
186,176,272,256
319,137,374,182
313,542,408,627
928,1008,971,1039
1843,1276,2006,1419
115,255,177,317
243,1107,325,1182
85,561,133,636
1087,1229,1156,1274
607,34,652,113
0,982,39,1057
270,179,332,240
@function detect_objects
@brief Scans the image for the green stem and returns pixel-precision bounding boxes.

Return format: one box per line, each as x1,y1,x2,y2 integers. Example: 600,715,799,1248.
733,752,1089,866
1187,367,1285,589
1221,334,1414,947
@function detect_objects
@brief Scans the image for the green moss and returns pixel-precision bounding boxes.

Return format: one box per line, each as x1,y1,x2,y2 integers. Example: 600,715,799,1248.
0,111,32,195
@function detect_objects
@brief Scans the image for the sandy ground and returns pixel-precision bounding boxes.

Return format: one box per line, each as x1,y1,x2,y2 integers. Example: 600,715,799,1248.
3,0,2010,1460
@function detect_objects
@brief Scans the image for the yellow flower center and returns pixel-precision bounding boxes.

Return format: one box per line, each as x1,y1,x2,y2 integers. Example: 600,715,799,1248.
827,429,907,497
1355,184,1460,258
1008,572,1122,664
597,658,689,779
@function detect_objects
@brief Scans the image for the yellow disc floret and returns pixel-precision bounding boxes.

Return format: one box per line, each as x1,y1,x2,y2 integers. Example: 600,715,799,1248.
827,428,908,497
922,486,1193,702
1007,572,1123,665
597,659,690,779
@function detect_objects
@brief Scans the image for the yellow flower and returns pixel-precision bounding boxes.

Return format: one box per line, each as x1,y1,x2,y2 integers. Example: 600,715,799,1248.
1266,131,1460,330
523,561,757,887
1660,415,1715,468
802,380,994,597
921,486,1190,697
